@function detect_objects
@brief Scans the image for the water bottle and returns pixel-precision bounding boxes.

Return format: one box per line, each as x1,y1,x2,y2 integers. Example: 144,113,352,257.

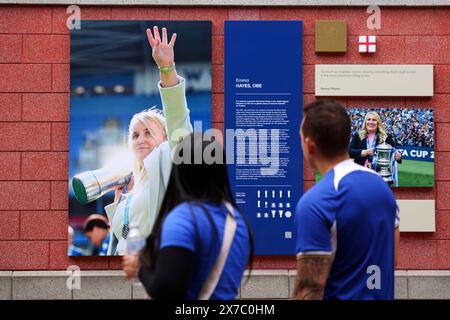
127,222,145,255
127,223,145,284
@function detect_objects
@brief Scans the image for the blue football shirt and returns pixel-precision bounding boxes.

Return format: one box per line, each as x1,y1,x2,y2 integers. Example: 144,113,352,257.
160,201,250,300
295,159,399,300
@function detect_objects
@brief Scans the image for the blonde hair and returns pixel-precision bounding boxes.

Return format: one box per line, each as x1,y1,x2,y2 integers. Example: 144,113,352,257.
128,107,167,182
358,111,387,142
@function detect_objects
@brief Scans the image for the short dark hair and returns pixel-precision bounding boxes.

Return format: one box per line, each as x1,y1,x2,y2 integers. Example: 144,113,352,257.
83,214,109,233
301,99,351,157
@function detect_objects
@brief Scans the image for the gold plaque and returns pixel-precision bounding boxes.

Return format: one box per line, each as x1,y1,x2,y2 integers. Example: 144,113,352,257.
315,20,347,53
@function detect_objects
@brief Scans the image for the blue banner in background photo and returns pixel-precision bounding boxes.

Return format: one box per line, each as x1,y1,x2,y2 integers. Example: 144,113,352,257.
397,146,434,162
224,21,303,255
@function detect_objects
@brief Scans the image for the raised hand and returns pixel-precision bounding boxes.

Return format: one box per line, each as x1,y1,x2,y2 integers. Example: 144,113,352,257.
146,26,177,68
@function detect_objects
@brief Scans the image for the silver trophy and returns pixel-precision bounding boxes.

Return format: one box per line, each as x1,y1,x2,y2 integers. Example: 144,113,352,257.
376,142,393,184
72,168,131,204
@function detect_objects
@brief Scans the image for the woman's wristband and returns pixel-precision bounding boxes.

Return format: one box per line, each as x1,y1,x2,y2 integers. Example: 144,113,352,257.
158,63,175,73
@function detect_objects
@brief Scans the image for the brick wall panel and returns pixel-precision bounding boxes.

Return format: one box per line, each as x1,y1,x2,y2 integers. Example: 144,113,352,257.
303,165,316,181
0,7,52,34
22,93,69,122
20,211,67,240
111,7,169,20
436,123,450,152
393,188,435,200
347,97,405,108
212,65,224,94
434,8,450,36
397,238,439,269
435,66,450,94
0,65,51,93
0,152,20,180
0,211,20,240
434,211,450,240
0,181,50,211
0,35,22,63
211,94,224,123
212,35,224,65
23,35,70,64
52,64,70,93
51,123,69,151
0,241,48,270
228,8,260,21
303,65,315,94
434,36,450,64
0,123,51,151
21,152,68,181
435,152,449,181
0,93,21,121
377,8,436,36
259,8,318,36
437,240,450,268
51,181,68,210
403,36,437,64
436,181,450,210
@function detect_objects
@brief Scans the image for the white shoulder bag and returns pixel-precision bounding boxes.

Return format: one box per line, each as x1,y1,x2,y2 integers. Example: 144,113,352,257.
197,202,237,300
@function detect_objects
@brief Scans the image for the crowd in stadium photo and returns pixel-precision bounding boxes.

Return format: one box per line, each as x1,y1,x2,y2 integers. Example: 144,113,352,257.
348,108,434,148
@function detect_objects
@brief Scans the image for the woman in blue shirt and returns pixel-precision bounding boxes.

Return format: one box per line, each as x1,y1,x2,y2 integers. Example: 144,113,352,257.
123,132,254,299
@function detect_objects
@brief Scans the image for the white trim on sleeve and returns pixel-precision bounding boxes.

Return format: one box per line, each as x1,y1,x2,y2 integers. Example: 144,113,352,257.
296,251,332,259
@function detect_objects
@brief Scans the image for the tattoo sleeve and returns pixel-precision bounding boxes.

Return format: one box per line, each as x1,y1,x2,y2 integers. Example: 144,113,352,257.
293,255,331,300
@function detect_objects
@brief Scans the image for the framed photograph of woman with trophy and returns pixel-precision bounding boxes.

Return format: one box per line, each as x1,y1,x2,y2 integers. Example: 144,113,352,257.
348,107,435,188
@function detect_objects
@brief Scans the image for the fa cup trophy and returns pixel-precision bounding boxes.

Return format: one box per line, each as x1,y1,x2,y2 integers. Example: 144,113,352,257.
72,168,131,204
376,142,393,184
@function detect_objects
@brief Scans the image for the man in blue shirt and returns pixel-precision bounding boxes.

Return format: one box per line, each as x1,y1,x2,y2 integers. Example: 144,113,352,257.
293,100,400,300
83,214,111,256
68,226,84,256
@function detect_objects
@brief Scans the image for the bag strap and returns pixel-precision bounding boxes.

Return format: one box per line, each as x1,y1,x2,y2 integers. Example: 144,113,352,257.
197,202,237,300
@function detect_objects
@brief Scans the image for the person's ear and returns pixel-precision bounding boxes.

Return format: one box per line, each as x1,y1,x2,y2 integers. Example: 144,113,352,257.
304,137,315,155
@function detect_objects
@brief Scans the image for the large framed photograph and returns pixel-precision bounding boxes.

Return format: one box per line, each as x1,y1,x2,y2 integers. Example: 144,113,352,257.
348,107,434,188
68,20,212,256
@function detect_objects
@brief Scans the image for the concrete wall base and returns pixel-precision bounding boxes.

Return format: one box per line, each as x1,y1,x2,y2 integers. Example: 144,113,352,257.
1,270,449,300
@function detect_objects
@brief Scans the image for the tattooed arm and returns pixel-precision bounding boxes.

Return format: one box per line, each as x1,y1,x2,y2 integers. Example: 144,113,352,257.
293,255,331,300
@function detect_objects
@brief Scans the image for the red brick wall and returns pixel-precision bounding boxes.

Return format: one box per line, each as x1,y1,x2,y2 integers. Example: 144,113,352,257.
0,5,448,271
